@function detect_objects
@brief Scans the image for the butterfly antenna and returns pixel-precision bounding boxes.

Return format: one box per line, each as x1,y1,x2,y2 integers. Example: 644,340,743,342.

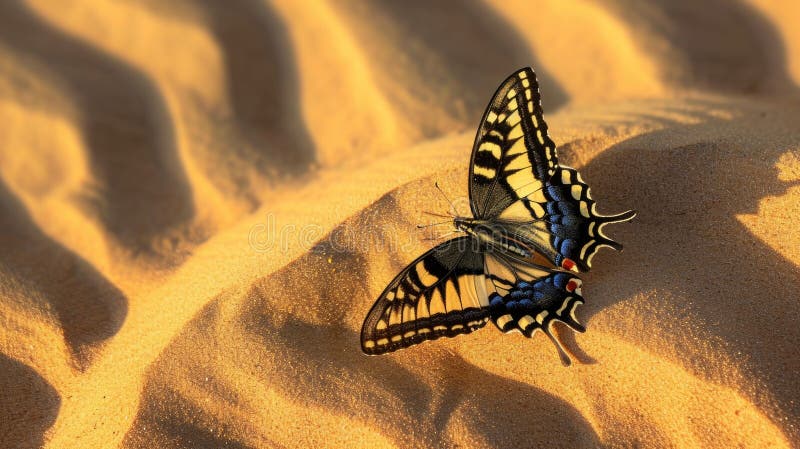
422,211,452,219
416,220,452,229
434,182,457,217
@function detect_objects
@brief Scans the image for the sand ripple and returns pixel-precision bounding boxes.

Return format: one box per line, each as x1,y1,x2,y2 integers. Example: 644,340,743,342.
0,0,798,447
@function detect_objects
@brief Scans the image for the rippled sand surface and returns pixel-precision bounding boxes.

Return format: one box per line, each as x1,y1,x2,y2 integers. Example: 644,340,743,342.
1,1,799,447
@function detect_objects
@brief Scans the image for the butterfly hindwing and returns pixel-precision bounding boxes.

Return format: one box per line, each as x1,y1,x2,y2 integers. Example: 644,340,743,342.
361,236,491,355
545,167,637,271
484,253,586,365
485,255,585,334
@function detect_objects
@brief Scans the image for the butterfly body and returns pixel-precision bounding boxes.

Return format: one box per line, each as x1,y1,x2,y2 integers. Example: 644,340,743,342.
361,67,635,363
453,217,536,260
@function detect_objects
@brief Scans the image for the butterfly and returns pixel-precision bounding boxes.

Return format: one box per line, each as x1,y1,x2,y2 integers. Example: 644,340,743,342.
360,67,635,364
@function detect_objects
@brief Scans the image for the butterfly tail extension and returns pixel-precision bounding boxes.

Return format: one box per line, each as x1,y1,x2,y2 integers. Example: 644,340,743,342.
543,324,574,367
592,209,638,252
488,272,585,364
545,167,636,272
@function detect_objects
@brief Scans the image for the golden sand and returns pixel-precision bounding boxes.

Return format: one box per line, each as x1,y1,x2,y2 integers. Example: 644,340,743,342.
0,1,798,447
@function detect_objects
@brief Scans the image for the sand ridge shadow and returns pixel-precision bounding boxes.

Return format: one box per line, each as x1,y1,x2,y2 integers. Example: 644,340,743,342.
573,112,800,441
0,353,60,449
122,388,259,449
131,0,317,177
371,0,567,112
193,0,316,174
257,316,601,449
0,177,127,368
119,287,283,449
0,1,195,256
328,0,567,137
597,0,797,94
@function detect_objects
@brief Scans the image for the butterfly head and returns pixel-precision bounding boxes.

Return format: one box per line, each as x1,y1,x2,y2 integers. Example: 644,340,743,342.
453,216,491,244
453,216,472,233
453,217,490,237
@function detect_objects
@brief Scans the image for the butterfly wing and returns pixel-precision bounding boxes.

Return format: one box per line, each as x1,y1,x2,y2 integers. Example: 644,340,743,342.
483,253,586,365
469,67,635,271
544,167,637,271
361,236,491,355
469,67,556,220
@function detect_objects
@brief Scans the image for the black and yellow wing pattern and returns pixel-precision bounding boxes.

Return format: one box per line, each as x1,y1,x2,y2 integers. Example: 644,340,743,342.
361,237,491,355
469,67,635,271
361,67,634,362
469,67,556,220
361,238,588,362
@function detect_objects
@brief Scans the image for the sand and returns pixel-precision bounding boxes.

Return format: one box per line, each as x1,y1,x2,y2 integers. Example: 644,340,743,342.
0,0,799,447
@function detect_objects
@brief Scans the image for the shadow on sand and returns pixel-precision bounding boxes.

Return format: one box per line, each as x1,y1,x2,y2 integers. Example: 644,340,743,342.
570,112,800,440
0,354,61,449
0,1,196,256
0,177,127,367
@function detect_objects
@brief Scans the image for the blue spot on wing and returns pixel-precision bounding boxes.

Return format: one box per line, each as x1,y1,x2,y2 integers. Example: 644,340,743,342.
489,273,585,336
547,185,567,201
560,239,578,257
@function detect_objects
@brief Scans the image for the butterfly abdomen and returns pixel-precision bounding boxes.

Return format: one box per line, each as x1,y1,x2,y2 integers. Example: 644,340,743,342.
455,218,535,260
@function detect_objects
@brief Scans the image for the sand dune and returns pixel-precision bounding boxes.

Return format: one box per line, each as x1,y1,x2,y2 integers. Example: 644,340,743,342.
0,0,798,448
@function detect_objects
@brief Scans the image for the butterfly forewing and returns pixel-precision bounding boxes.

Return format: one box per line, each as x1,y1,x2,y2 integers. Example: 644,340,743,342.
469,67,635,272
469,67,556,220
361,237,491,355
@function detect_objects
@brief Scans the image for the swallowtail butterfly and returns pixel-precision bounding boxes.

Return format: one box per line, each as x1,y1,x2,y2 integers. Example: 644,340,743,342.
361,67,635,364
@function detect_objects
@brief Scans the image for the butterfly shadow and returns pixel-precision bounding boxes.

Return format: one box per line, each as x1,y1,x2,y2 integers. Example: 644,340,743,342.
567,114,800,438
